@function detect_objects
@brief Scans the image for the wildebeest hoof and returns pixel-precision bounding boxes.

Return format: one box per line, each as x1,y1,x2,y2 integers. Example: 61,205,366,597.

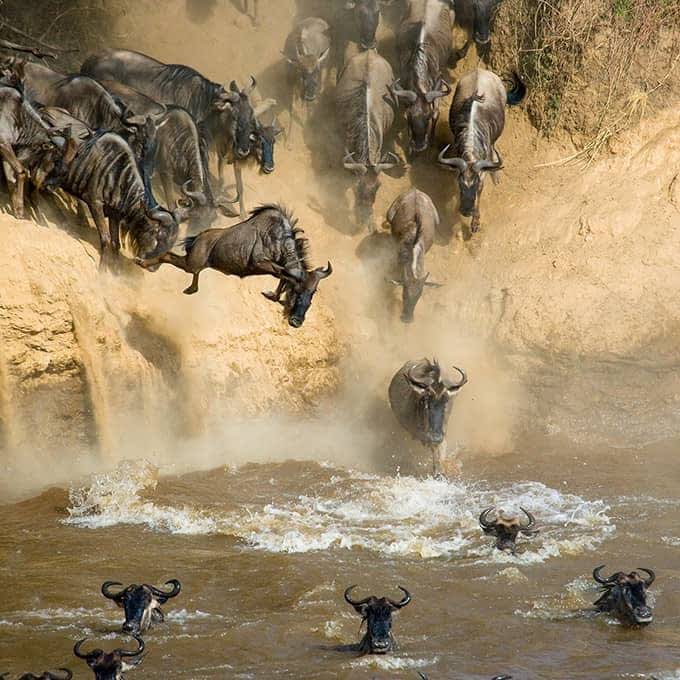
183,286,198,295
262,290,279,302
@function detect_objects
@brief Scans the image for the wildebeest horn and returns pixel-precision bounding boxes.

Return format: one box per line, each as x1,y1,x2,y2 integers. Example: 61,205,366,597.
519,507,536,530
406,364,430,390
450,365,468,388
73,640,96,660
438,145,467,171
149,579,182,598
637,568,655,586
315,261,333,279
117,635,145,658
344,585,372,607
150,207,176,228
101,581,125,600
387,586,412,609
425,79,452,103
375,152,400,172
180,180,208,206
593,565,618,585
343,152,367,175
479,506,496,529
390,80,417,104
473,158,503,173
244,75,257,96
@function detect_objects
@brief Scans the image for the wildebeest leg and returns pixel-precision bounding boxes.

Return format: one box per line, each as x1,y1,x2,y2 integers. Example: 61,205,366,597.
233,161,246,219
109,215,121,254
0,144,27,219
89,199,114,268
262,278,285,302
136,251,203,294
471,186,484,234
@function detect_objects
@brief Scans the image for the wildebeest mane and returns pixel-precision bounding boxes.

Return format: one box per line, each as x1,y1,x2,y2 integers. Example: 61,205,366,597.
250,203,311,272
452,92,493,161
337,80,373,165
57,75,124,131
150,64,223,122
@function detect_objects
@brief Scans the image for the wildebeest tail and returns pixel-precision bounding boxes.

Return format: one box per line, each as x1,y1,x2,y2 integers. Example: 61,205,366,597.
505,72,527,106
179,235,198,253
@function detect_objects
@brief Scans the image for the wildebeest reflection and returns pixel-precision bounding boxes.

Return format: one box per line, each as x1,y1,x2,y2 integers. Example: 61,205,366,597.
592,566,655,626
73,636,144,680
344,585,412,654
101,579,181,633
389,358,467,475
479,506,538,553
136,204,332,328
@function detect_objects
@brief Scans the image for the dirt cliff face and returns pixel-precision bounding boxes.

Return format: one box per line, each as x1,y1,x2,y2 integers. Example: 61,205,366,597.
0,0,678,494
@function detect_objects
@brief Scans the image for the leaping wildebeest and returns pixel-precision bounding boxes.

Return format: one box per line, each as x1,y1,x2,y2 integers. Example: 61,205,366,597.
101,579,182,634
136,204,332,328
393,0,454,154
344,585,412,654
73,636,144,680
337,49,400,231
592,566,656,626
479,506,538,554
389,358,467,475
386,188,441,323
438,68,525,234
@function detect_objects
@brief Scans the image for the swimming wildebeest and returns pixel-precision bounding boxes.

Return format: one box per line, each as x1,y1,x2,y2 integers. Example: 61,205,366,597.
393,0,454,154
386,188,441,322
0,84,76,218
81,49,274,218
2,671,73,680
73,636,144,680
337,49,400,231
40,129,185,264
438,68,525,234
454,0,503,49
344,585,412,654
479,506,538,554
136,204,332,328
389,358,467,475
101,579,181,634
592,566,655,626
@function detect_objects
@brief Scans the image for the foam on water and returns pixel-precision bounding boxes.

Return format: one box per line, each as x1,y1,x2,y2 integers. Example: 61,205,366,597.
64,460,615,563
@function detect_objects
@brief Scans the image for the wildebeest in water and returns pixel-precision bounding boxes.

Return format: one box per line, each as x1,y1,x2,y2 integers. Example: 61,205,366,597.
479,506,538,553
136,204,332,328
0,671,73,680
389,358,467,475
592,565,656,626
73,636,144,680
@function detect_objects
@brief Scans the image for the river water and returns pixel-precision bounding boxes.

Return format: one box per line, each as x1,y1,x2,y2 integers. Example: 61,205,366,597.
2,434,679,679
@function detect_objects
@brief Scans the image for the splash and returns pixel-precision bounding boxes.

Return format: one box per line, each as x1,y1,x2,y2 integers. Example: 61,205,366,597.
65,461,614,564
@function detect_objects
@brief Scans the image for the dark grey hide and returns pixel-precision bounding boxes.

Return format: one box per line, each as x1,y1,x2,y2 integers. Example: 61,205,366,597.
73,636,144,680
592,566,655,626
136,204,332,328
388,358,467,474
454,0,503,47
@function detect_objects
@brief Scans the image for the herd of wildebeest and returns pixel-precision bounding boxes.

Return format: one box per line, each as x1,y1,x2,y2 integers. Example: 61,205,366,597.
1,0,661,677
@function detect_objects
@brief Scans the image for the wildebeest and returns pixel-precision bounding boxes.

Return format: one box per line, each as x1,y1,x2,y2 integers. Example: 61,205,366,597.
337,49,400,230
393,0,454,154
40,129,184,264
438,68,525,233
592,566,655,626
344,585,412,654
386,188,441,322
2,671,73,680
454,0,503,48
101,579,181,634
343,0,394,50
0,84,76,218
389,358,467,475
284,18,331,104
479,506,538,554
136,204,332,328
73,636,144,680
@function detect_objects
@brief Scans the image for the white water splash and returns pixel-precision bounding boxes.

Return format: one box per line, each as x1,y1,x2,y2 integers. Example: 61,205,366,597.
64,461,615,563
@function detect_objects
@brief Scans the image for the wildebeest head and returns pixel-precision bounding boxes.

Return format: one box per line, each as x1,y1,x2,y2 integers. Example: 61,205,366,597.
438,144,502,228
30,126,79,192
345,0,387,49
470,0,504,46
391,78,451,154
14,670,73,680
344,151,400,228
479,506,538,553
344,585,411,654
394,270,441,324
285,44,330,102
593,566,655,626
404,360,468,446
252,106,281,174
266,261,333,328
101,579,181,634
73,636,144,680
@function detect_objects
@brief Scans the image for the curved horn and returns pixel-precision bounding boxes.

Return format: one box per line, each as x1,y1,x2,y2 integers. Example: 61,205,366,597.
180,180,208,206
244,75,257,96
406,364,430,390
46,670,73,680
344,585,372,607
424,79,452,103
637,568,655,587
450,365,468,389
117,635,145,658
593,565,618,585
343,152,367,174
388,586,412,609
315,261,333,279
390,80,417,104
479,506,496,529
149,207,176,228
519,507,536,530
375,151,401,172
101,581,125,600
472,158,503,173
149,579,182,599
438,145,467,171
73,640,92,660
